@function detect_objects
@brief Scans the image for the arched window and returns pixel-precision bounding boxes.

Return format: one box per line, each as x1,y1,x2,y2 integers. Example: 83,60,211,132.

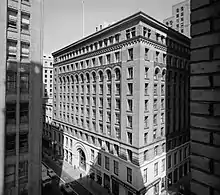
92,72,96,83
86,73,90,83
115,68,120,81
162,69,166,80
106,70,111,81
154,68,160,80
98,71,103,82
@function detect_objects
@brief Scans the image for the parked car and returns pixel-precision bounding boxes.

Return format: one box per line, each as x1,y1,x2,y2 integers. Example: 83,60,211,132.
47,168,57,178
60,184,77,195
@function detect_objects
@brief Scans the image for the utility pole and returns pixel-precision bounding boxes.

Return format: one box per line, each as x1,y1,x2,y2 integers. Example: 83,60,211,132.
82,0,85,37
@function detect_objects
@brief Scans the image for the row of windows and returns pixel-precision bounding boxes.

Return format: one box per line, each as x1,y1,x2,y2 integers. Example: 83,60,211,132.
5,161,28,193
6,71,29,94
7,39,30,60
5,133,29,155
6,103,29,125
8,8,30,33
54,23,189,64
54,34,120,63
55,47,187,75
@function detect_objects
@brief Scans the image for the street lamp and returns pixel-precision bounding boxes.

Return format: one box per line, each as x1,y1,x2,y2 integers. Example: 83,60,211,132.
51,140,57,160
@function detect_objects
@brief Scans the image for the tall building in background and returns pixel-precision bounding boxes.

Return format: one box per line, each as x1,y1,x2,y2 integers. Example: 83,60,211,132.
42,55,54,154
0,0,43,194
51,11,190,195
190,0,220,195
163,0,190,37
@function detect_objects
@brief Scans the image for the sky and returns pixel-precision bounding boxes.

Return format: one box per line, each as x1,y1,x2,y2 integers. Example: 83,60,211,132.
43,0,183,55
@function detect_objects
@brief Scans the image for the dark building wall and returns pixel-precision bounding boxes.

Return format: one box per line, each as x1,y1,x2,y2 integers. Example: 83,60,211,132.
190,0,220,194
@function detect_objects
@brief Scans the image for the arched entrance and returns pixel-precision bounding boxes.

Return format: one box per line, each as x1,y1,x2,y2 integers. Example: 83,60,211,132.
78,148,86,170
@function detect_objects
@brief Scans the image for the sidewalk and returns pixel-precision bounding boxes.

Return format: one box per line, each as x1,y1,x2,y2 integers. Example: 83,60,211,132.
46,154,111,195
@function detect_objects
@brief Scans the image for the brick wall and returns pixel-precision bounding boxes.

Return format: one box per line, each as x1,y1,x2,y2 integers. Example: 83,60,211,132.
190,0,220,195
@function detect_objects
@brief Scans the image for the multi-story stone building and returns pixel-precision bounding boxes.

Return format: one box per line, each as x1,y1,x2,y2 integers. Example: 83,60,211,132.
163,0,190,38
42,55,54,153
51,11,190,195
0,0,43,194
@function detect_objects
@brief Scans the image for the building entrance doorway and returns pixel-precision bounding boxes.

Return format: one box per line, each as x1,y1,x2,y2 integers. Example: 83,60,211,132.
78,149,86,170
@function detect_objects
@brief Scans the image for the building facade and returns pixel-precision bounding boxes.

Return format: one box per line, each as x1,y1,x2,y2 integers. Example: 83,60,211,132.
163,0,190,38
51,11,190,195
190,0,220,195
0,0,43,195
42,55,54,152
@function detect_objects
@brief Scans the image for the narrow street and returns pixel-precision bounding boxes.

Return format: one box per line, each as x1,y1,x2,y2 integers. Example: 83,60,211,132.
42,156,92,195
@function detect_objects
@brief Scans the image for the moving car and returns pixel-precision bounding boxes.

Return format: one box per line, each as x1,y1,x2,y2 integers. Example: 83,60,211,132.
47,168,57,178
60,184,77,195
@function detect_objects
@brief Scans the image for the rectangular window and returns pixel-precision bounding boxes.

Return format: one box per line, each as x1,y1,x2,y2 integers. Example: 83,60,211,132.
127,99,132,112
106,54,111,64
127,67,133,79
155,51,159,62
126,29,131,39
154,84,157,95
21,13,30,33
113,160,119,175
144,100,148,111
143,168,147,183
8,9,17,29
168,155,172,168
99,98,103,107
115,52,120,62
154,162,158,176
115,127,120,139
145,67,149,79
107,84,111,94
161,113,164,123
6,134,16,155
115,83,120,95
19,161,28,180
127,167,132,183
145,83,148,95
20,102,29,123
99,56,103,65
107,98,111,108
19,133,28,153
154,99,157,110
7,39,17,59
21,42,30,59
127,132,132,145
162,159,165,172
106,112,111,123
5,165,15,186
144,150,148,161
127,115,132,128
145,48,149,60
98,153,101,166
128,83,133,95
105,156,110,170
143,115,149,128
128,48,133,61
153,129,157,140
144,133,148,144
115,98,120,110
115,112,120,124
6,72,16,93
20,73,29,93
153,114,157,125
99,84,103,94
131,27,136,37
174,152,177,165
127,149,132,161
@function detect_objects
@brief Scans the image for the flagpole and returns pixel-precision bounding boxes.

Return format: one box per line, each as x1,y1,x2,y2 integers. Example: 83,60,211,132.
82,0,85,37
